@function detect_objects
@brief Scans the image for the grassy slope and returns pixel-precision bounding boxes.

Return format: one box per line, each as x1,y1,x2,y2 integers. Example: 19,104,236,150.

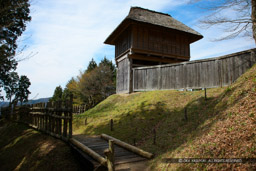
73,64,256,170
0,120,83,171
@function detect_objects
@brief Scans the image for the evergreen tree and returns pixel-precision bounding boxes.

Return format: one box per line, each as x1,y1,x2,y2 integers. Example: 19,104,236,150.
0,0,31,58
0,89,3,101
15,75,31,105
4,72,19,104
0,0,31,98
62,88,72,101
86,58,97,73
50,86,63,102
99,56,116,82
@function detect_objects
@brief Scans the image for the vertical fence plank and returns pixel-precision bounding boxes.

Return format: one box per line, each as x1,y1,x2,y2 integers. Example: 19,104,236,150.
63,100,68,138
40,103,43,130
69,94,73,139
45,103,48,132
53,102,56,134
48,102,52,133
12,95,73,142
58,101,62,135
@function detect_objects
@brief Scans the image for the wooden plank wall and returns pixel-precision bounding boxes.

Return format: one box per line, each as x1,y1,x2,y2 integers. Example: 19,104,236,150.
132,25,190,58
133,49,256,91
117,57,130,93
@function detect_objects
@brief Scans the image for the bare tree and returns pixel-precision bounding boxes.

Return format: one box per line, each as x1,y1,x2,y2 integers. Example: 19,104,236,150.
252,0,256,43
191,0,255,43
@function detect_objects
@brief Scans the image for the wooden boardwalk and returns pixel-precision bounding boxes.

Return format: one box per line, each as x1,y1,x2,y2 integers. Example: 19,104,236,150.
71,134,152,170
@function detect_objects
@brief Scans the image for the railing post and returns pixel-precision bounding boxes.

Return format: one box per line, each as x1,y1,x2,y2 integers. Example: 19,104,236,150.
153,128,156,145
84,117,87,125
104,140,115,171
184,107,188,121
110,119,113,131
204,88,207,101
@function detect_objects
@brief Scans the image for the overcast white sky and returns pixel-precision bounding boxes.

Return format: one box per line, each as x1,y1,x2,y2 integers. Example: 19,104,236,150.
15,0,255,99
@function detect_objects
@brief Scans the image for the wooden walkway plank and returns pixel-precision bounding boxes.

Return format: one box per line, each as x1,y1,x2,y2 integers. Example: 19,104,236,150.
70,138,107,166
101,134,154,159
71,134,152,169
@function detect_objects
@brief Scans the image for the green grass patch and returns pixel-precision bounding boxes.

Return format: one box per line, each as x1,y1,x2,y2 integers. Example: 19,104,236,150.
73,88,225,155
73,64,256,170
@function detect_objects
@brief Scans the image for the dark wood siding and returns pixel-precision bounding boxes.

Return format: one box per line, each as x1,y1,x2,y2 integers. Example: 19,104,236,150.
131,25,190,59
115,29,132,58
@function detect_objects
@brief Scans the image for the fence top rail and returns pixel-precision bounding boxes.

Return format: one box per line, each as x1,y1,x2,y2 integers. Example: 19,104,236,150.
31,107,72,111
133,48,256,70
30,100,73,107
29,112,71,119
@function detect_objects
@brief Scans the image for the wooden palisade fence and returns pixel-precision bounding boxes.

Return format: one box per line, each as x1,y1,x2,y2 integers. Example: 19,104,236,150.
73,104,87,114
1,97,115,169
132,49,256,92
28,98,73,141
2,96,73,141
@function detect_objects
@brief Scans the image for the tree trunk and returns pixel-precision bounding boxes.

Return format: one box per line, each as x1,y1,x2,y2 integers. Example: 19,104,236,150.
252,0,256,44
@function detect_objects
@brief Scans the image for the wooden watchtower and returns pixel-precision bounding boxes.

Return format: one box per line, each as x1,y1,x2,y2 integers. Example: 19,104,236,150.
104,7,203,93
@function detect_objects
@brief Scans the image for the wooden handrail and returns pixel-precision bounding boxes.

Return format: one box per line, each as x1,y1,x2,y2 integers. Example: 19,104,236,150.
101,134,154,159
70,138,107,166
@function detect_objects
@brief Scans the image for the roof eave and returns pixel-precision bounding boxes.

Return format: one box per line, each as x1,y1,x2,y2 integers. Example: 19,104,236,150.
189,35,203,43
104,18,131,45
104,19,203,45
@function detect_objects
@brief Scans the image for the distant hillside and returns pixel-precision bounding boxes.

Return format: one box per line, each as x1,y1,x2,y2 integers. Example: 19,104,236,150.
24,97,50,105
73,64,256,170
0,97,50,108
0,102,9,108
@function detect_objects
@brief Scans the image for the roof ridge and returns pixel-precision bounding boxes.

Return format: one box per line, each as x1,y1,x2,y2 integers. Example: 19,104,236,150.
130,6,171,17
104,7,203,45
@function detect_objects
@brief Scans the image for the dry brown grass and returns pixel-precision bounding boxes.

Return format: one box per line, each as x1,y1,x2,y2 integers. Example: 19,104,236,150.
73,64,256,170
158,64,256,170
